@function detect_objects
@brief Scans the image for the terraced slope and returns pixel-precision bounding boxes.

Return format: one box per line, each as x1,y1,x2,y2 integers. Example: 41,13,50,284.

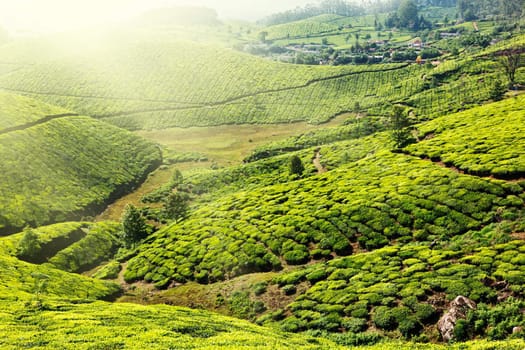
267,235,525,337
125,147,524,287
0,31,513,130
406,94,525,178
0,299,343,350
120,94,525,343
263,14,345,40
0,249,119,301
1,222,122,273
0,97,162,234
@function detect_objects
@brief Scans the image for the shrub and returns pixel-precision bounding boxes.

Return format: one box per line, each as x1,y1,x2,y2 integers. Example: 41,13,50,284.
253,282,268,296
453,319,470,342
372,306,397,330
306,269,328,283
398,317,421,338
282,284,297,295
342,317,368,333
16,227,41,262
284,249,309,265
289,155,305,176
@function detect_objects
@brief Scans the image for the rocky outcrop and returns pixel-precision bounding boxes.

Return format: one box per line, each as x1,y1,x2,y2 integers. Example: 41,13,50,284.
437,295,477,342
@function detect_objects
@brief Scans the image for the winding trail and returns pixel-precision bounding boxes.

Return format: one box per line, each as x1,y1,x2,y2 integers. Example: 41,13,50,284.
0,113,80,136
313,149,327,174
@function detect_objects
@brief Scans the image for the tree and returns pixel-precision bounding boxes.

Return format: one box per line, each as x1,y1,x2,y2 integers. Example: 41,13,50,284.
388,105,413,148
289,155,305,176
489,79,507,101
16,227,41,261
499,0,523,20
258,31,268,43
163,192,189,222
121,204,148,246
398,0,419,30
497,48,524,88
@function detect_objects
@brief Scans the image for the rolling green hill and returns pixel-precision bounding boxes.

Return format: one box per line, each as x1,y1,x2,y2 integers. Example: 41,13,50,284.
120,91,525,343
0,31,519,131
0,92,162,234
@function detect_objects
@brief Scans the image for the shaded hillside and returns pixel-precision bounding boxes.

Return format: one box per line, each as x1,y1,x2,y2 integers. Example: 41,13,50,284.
0,94,162,234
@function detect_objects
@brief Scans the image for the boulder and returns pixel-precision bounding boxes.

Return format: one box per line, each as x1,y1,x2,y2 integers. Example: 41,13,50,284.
437,295,476,342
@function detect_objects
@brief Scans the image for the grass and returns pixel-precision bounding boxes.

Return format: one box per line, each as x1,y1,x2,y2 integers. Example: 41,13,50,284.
136,113,350,166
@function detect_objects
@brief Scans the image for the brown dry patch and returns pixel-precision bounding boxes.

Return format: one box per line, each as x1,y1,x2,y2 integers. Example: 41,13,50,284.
511,232,525,240
115,270,311,320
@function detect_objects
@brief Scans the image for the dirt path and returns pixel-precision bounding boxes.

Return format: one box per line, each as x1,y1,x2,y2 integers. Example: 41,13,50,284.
313,149,327,174
0,113,79,135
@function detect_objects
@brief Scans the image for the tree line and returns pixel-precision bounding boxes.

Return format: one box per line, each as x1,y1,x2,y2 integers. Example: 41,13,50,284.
261,0,524,27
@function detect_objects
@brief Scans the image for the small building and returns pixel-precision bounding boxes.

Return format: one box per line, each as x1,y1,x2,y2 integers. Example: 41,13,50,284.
409,37,424,48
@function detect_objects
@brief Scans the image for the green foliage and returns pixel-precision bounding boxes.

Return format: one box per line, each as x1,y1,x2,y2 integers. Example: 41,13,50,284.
0,115,161,233
489,79,507,101
398,0,419,30
0,30,509,131
92,260,121,280
270,232,525,337
389,105,413,149
406,95,525,178
16,227,41,262
454,319,470,342
373,305,397,330
126,148,523,285
289,155,305,176
47,222,121,273
162,192,189,222
228,291,266,320
122,204,149,246
0,299,338,349
465,298,525,341
0,91,70,132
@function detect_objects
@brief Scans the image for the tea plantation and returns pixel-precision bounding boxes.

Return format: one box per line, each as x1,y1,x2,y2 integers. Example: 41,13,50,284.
0,6,524,349
0,95,162,234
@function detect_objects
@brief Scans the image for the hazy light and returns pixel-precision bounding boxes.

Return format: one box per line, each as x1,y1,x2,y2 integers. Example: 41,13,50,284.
0,0,315,35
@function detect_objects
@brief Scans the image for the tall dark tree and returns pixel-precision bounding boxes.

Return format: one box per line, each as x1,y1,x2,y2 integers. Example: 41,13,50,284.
122,204,148,246
289,155,305,176
499,0,524,20
489,79,507,101
388,105,413,149
163,192,189,222
497,47,524,88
